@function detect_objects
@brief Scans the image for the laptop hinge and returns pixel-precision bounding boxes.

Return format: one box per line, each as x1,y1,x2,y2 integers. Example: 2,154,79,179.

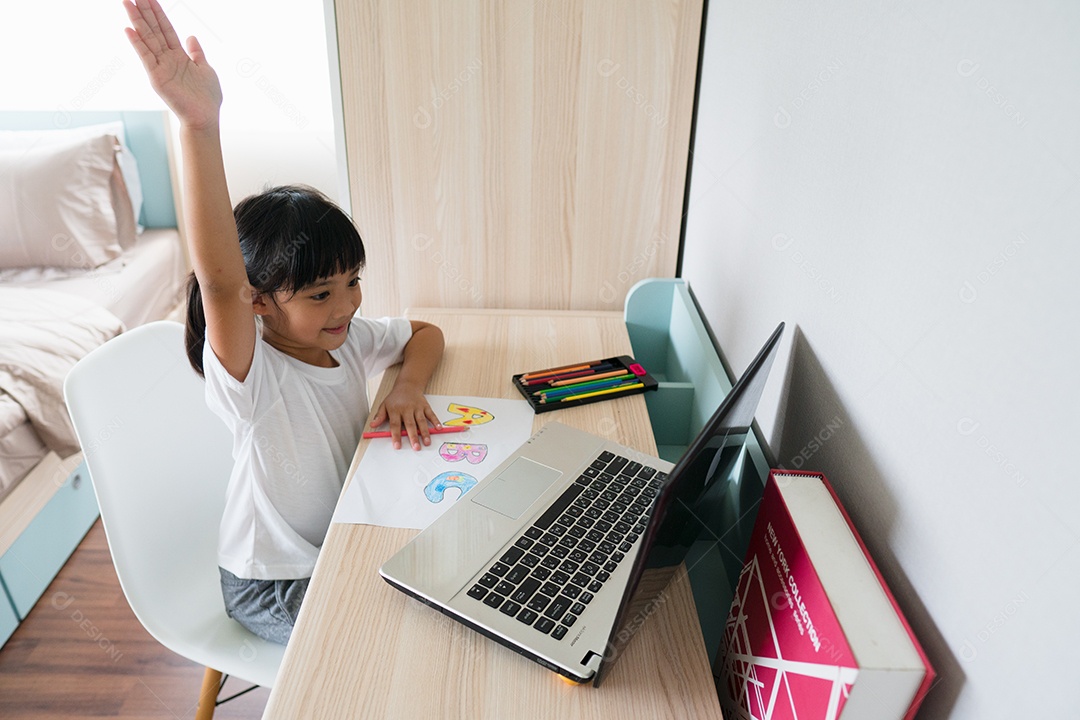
581,651,603,676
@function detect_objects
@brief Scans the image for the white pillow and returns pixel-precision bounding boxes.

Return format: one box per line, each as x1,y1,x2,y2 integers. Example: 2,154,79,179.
0,122,142,269
5,122,145,235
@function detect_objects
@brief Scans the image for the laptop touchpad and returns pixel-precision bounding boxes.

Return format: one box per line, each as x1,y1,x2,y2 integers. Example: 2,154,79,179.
471,458,562,519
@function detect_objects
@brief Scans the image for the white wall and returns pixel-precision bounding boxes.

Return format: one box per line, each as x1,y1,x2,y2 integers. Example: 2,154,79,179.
0,0,340,206
683,1,1078,717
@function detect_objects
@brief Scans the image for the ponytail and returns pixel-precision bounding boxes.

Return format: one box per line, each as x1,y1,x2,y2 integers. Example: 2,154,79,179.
184,271,207,377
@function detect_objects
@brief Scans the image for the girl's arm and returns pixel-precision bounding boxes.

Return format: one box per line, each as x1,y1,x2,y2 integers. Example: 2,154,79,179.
369,321,445,451
123,0,256,381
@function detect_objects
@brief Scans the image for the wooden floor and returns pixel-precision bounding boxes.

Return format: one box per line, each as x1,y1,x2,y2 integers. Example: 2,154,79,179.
0,520,269,719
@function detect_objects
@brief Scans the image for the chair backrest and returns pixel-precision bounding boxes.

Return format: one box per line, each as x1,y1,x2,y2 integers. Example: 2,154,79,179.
64,321,235,649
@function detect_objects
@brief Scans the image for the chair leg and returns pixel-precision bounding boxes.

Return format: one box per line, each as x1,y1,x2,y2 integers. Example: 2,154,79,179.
195,666,223,720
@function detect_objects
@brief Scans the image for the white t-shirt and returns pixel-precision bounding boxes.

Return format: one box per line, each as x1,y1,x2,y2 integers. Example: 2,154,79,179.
204,316,412,579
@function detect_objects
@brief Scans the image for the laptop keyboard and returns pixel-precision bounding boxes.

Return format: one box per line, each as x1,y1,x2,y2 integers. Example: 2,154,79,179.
466,451,665,641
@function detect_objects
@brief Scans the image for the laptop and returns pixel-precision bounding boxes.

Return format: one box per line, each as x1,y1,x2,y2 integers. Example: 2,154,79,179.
380,322,784,685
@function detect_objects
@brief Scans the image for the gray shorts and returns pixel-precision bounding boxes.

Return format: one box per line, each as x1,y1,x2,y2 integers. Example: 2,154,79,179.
219,567,310,645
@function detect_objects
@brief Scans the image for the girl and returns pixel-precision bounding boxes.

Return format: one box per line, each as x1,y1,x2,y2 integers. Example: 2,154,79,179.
123,0,445,644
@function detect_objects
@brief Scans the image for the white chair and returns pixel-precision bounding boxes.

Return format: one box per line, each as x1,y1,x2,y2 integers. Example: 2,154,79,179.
64,321,284,719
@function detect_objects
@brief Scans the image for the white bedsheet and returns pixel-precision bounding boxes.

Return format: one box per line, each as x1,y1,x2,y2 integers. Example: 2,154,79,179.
0,287,125,457
0,228,185,328
0,392,46,501
0,229,185,495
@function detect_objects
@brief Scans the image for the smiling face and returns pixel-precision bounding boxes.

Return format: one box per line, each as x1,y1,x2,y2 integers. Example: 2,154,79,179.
254,267,363,366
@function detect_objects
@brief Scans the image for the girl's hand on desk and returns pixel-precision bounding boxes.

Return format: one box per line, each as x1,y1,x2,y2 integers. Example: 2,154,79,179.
123,0,222,130
369,385,441,451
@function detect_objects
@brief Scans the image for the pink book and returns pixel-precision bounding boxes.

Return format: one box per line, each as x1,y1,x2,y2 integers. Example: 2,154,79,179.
718,470,934,719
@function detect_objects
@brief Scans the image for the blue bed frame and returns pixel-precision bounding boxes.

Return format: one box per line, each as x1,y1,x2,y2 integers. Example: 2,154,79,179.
0,110,180,648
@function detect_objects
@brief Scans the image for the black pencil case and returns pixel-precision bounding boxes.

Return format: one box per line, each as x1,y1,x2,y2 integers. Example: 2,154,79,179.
512,355,659,413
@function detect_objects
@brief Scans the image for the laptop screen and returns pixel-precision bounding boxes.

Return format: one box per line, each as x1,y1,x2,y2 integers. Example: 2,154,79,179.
593,322,784,686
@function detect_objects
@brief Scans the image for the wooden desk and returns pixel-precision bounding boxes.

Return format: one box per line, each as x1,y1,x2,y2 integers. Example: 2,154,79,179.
264,309,722,718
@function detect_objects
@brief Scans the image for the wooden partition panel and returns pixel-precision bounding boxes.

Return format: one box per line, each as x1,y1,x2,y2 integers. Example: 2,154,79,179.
334,0,702,317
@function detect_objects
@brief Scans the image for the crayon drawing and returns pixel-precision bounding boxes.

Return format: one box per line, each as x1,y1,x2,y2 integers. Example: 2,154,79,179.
424,471,478,503
443,403,495,427
333,395,533,529
439,442,488,464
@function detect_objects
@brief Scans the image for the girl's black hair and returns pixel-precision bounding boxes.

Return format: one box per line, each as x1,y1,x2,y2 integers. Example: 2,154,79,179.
185,185,366,376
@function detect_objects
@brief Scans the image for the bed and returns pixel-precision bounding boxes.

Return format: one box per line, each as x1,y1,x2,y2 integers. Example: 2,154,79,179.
0,111,187,643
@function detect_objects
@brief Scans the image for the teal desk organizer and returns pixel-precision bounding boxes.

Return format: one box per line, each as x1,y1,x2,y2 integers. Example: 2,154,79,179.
623,278,776,673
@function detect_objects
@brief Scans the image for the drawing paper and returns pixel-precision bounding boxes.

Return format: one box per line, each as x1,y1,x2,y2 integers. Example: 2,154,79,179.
332,395,533,529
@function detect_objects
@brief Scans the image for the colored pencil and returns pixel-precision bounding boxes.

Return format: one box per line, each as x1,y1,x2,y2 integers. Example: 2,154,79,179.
521,364,592,382
521,362,617,386
556,382,644,403
520,358,604,381
362,425,469,439
535,374,636,399
533,372,634,396
548,368,629,387
539,380,641,403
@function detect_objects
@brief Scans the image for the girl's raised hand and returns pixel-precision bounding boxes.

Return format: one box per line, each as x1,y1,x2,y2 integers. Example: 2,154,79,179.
122,0,222,130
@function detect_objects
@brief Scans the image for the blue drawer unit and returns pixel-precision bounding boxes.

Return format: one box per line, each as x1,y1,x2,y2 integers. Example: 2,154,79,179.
0,579,18,645
0,461,100,618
